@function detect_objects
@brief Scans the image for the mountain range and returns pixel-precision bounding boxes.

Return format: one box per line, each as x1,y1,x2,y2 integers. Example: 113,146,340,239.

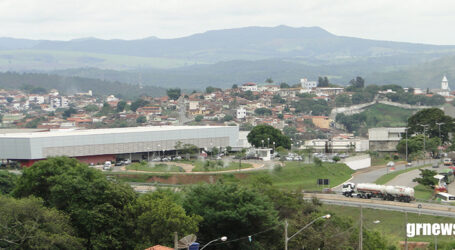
1,25,455,91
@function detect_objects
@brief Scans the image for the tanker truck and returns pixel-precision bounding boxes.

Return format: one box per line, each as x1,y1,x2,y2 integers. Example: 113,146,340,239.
341,182,415,203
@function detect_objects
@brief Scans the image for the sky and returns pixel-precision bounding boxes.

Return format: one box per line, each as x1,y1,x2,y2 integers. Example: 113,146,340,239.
1,0,455,45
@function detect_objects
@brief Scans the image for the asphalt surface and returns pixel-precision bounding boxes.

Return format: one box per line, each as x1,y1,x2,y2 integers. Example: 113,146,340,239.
313,198,455,218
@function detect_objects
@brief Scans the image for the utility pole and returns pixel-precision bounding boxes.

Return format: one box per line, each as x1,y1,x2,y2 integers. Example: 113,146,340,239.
359,205,363,250
405,212,408,250
419,124,429,162
405,128,408,164
174,232,178,250
284,219,288,250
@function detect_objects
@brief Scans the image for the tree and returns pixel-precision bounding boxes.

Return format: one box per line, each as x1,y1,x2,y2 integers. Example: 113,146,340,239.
413,169,438,188
130,99,149,112
265,77,274,83
194,115,203,122
280,82,290,88
136,115,147,124
96,102,113,116
13,157,137,249
283,126,298,141
116,100,127,112
317,76,329,87
254,107,272,116
332,156,341,163
131,191,201,249
0,196,82,249
247,125,291,149
6,97,13,103
232,84,238,89
183,183,279,250
167,88,181,100
62,107,77,119
407,108,454,143
335,94,352,107
222,114,233,122
84,104,99,113
235,148,246,171
313,157,323,167
0,171,18,195
205,86,220,94
349,76,365,89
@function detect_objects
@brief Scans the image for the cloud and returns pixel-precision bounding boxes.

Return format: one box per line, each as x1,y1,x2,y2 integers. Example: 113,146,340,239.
0,0,454,45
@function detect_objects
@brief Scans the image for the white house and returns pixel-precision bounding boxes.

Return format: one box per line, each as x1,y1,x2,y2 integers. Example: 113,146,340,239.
300,78,317,89
241,82,258,92
236,107,246,119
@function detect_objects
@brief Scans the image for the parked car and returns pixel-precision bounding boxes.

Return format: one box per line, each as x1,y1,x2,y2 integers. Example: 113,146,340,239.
174,156,182,160
115,161,124,166
103,161,112,170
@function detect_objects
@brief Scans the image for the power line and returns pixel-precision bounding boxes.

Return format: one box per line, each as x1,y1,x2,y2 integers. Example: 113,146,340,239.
209,222,283,246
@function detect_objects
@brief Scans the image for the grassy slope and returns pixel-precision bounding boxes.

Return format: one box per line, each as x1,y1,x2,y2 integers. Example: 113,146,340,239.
374,165,429,185
191,161,252,172
239,162,354,191
0,49,195,70
322,204,455,246
125,163,184,172
361,103,415,128
110,162,354,191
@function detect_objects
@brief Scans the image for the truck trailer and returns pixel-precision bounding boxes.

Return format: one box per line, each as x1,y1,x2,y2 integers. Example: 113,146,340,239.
341,182,415,203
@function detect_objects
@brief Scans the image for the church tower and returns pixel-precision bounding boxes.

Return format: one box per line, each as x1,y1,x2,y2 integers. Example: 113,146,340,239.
442,75,450,90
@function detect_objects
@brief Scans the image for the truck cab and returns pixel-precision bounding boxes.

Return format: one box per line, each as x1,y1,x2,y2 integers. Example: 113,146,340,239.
341,182,355,197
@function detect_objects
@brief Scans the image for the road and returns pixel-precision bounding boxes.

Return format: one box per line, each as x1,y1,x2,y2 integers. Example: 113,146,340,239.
305,193,455,218
333,159,437,191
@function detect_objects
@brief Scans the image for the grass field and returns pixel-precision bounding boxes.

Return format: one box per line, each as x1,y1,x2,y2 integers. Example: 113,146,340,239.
125,163,184,172
191,160,252,172
361,103,415,128
109,162,354,191
374,164,429,185
235,162,355,191
322,204,455,247
414,184,434,200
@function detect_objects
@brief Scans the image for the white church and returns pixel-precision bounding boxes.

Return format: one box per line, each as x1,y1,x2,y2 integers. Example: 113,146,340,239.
433,75,451,97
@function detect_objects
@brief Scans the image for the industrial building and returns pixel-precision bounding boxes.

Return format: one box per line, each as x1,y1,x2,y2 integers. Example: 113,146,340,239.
368,127,405,152
0,126,239,166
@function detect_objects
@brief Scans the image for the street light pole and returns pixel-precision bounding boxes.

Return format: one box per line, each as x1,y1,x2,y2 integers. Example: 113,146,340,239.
284,214,331,250
418,124,429,162
200,236,228,250
405,128,408,165
359,205,363,250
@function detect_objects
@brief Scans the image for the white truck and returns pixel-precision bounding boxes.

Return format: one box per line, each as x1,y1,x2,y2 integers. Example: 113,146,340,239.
341,182,415,203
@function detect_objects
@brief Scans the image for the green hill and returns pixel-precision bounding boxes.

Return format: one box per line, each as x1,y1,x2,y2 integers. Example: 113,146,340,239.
0,72,166,99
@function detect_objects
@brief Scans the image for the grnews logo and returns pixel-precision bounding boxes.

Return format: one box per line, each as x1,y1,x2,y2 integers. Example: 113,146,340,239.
407,223,455,237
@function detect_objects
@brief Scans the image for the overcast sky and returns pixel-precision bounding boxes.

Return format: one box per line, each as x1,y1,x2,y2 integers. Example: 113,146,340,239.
1,0,455,45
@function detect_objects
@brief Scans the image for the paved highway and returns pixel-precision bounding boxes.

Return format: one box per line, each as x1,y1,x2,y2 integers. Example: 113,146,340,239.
305,193,455,218
313,198,455,218
332,159,437,191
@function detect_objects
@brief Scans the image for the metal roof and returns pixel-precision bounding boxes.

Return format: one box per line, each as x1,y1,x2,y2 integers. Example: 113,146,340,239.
0,126,233,138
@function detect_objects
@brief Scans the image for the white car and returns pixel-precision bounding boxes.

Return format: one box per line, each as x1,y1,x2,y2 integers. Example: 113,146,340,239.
103,161,112,170
286,156,294,161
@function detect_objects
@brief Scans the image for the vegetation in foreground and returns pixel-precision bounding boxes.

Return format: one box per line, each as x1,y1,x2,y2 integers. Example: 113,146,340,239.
0,157,393,249
322,204,455,248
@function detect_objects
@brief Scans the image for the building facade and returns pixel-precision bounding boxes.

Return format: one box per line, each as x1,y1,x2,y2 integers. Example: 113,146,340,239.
0,126,239,166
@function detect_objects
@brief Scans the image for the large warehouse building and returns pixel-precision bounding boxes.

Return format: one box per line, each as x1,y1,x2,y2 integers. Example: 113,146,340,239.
0,126,239,166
